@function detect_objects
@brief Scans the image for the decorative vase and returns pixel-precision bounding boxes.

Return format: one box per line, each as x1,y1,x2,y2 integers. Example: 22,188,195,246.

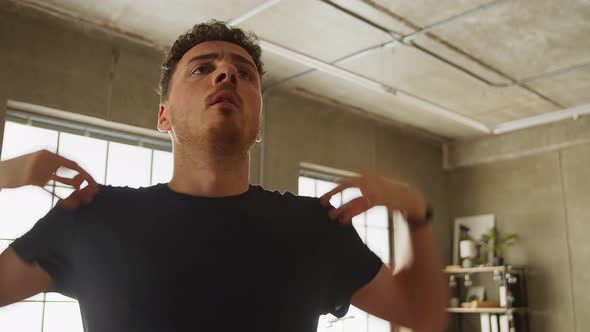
493,256,504,266
460,240,477,268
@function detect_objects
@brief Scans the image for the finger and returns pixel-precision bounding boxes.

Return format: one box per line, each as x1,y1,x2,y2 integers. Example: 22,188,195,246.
72,174,85,189
57,186,98,210
50,174,82,189
328,197,370,224
53,155,93,183
339,204,368,225
57,195,80,210
57,157,98,189
319,179,362,207
78,185,99,205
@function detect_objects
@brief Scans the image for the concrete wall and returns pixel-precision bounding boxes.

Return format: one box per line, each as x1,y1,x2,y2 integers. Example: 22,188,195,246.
0,2,162,129
447,123,590,332
0,2,450,266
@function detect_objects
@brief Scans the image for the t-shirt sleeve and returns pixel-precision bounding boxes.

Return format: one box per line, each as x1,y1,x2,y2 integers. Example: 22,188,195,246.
9,205,77,296
312,200,384,318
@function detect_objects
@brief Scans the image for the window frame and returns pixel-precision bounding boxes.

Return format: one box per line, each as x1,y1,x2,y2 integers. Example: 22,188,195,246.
298,167,393,332
0,105,173,332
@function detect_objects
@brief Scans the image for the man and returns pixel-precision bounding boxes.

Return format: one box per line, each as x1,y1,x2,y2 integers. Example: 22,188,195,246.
0,21,447,331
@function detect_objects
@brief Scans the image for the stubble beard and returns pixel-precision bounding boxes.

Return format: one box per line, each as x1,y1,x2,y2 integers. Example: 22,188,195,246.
189,109,256,160
172,103,257,161
207,118,252,158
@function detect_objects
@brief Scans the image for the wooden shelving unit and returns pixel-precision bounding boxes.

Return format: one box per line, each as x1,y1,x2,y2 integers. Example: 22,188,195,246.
446,307,528,314
445,265,529,331
444,265,524,274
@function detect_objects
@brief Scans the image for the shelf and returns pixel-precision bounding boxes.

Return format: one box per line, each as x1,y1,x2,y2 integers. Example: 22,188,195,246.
446,307,528,314
444,265,524,274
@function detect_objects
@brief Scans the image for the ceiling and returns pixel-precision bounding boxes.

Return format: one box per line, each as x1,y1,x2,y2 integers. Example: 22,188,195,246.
12,0,590,140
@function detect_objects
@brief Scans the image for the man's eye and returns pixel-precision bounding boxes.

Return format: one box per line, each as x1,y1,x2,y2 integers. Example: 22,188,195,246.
192,66,212,75
239,70,252,80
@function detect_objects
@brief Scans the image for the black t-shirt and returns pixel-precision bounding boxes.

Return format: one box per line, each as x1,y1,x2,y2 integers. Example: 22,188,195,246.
10,183,383,332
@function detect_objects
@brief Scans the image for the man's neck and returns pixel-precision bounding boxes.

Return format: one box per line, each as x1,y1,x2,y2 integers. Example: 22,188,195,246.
167,148,251,198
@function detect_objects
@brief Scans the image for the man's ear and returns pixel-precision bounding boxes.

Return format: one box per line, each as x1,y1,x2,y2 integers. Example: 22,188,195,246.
157,104,172,132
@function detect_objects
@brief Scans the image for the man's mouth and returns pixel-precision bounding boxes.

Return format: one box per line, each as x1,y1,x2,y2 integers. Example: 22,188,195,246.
210,92,239,108
214,98,234,105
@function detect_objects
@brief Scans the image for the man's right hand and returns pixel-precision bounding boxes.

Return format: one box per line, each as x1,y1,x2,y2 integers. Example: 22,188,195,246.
0,150,99,209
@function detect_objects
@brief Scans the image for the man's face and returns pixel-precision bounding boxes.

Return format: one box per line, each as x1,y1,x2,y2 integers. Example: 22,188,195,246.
158,41,262,154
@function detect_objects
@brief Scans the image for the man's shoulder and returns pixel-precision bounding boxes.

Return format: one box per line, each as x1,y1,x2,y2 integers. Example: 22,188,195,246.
96,183,162,195
87,183,162,207
255,185,318,204
254,185,327,217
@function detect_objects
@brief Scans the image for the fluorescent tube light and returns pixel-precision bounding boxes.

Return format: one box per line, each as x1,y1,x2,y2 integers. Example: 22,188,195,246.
493,103,590,134
259,39,490,134
396,91,491,133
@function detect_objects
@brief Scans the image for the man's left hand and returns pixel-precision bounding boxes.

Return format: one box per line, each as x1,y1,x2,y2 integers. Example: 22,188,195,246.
319,174,427,225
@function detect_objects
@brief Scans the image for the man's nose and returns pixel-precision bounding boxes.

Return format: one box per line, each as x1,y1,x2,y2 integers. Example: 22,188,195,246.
214,66,238,86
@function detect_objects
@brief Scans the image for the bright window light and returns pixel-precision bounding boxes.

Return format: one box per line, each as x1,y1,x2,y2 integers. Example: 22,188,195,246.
0,115,172,332
106,142,152,188
298,175,391,332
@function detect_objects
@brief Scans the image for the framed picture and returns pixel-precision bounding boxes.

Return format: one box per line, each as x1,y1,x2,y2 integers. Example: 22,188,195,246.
453,214,495,265
466,286,486,302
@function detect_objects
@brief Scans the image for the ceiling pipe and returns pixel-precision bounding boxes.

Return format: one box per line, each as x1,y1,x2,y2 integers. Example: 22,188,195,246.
491,61,590,88
393,1,590,89
401,0,509,44
319,0,588,96
270,0,588,134
255,1,496,133
317,0,516,87
411,42,590,89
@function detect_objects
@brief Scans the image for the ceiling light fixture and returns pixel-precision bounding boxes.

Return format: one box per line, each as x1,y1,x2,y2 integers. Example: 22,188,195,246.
259,39,491,134
395,91,492,133
493,103,590,134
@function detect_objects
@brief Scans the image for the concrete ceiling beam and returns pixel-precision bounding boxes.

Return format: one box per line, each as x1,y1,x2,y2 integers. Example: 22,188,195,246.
319,0,573,109
227,0,282,26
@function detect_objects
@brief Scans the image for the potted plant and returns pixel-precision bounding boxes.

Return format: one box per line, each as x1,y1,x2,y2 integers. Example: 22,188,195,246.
479,227,518,266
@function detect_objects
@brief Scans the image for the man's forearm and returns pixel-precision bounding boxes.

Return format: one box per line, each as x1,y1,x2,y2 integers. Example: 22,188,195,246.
393,224,448,331
0,160,7,189
407,225,438,271
0,159,18,189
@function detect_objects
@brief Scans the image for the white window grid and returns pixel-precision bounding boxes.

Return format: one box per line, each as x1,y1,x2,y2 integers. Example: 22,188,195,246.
0,110,173,332
298,174,392,332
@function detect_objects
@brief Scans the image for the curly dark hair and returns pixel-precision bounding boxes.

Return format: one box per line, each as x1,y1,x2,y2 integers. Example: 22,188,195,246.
157,20,265,102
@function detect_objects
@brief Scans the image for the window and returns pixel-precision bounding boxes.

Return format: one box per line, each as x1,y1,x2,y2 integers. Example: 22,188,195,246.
0,111,173,332
298,175,391,332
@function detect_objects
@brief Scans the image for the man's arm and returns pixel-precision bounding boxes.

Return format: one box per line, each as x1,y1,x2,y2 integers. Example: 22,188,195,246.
0,150,98,198
320,174,448,331
0,150,98,307
0,247,53,307
351,225,447,332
